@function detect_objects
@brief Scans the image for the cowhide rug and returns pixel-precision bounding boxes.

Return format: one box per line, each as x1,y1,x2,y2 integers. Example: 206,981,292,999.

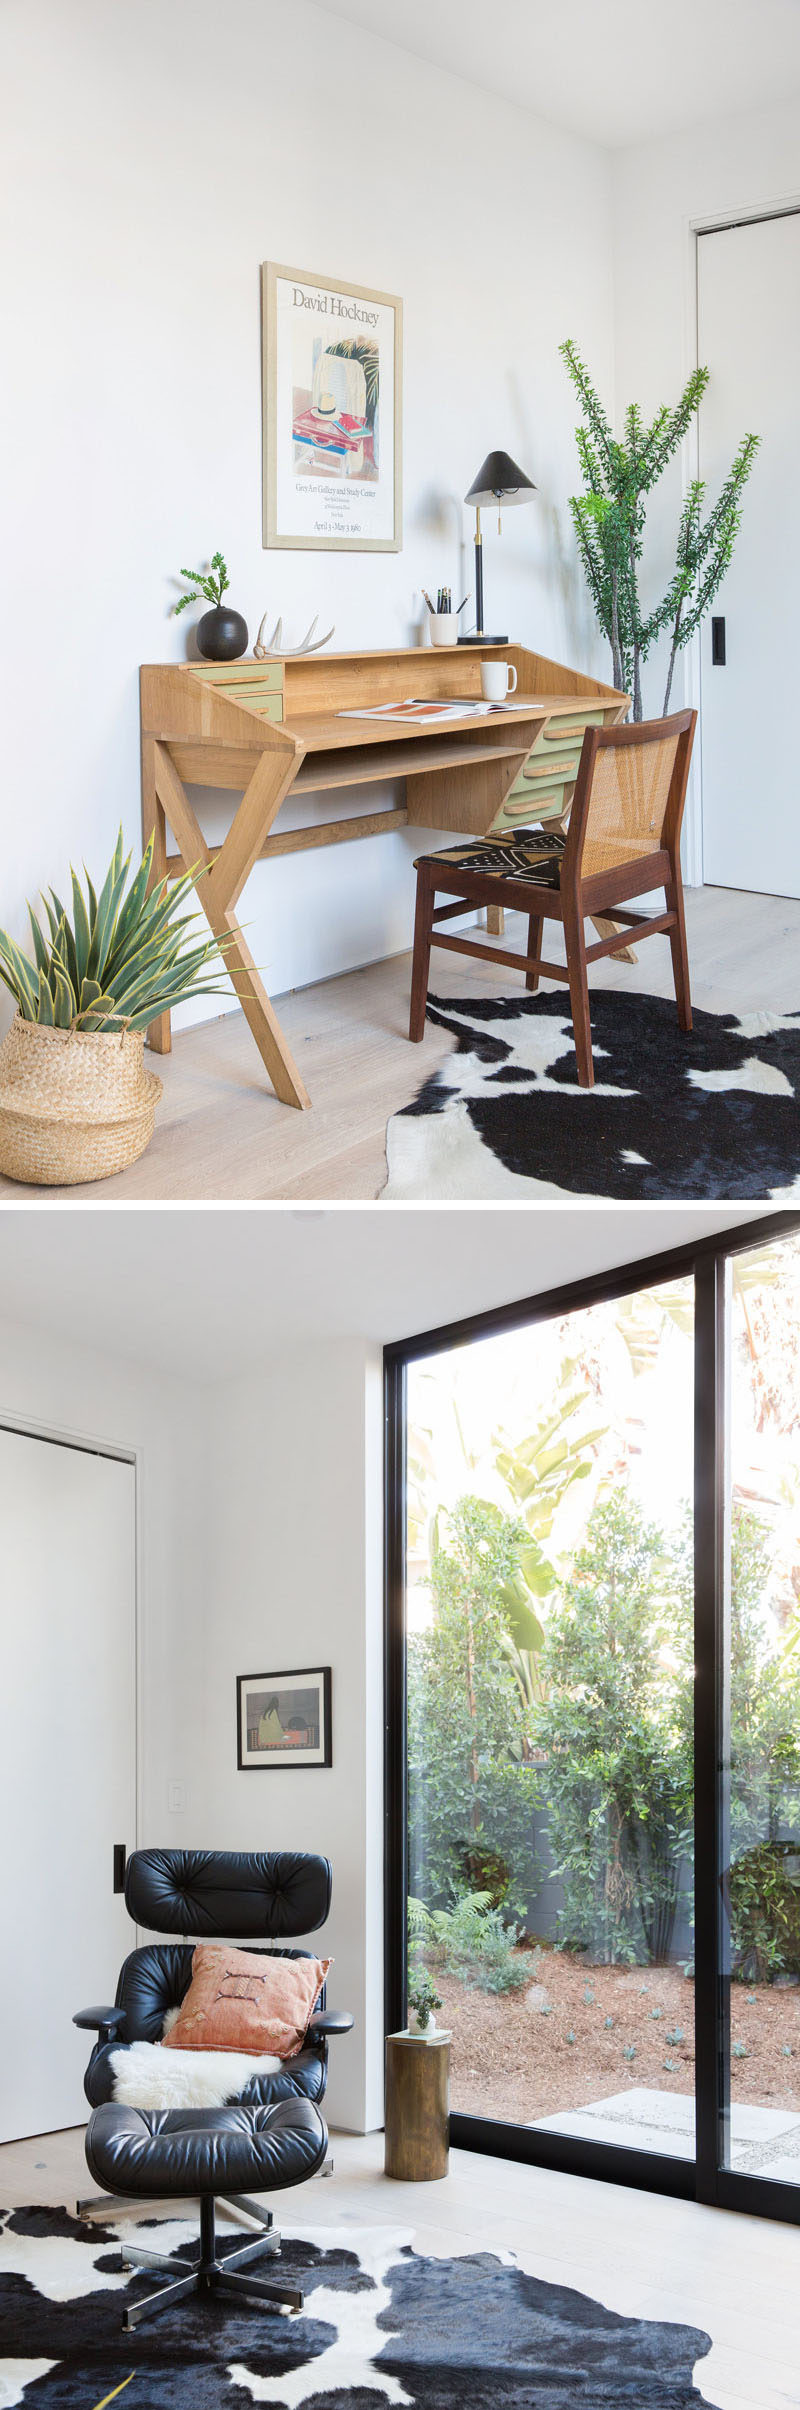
0,2204,719,2408
383,992,800,1201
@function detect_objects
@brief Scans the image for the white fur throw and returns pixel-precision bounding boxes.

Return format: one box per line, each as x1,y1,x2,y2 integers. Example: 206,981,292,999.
108,2035,283,2111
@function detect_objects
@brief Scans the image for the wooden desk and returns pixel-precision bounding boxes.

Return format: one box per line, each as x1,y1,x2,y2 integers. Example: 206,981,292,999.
140,643,627,1109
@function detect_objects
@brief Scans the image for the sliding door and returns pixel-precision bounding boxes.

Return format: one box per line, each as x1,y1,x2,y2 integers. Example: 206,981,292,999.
386,1214,800,2219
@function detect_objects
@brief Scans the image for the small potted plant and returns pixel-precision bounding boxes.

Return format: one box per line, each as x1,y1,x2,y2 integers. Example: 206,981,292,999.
407,1970,443,2038
0,830,230,1185
173,552,248,660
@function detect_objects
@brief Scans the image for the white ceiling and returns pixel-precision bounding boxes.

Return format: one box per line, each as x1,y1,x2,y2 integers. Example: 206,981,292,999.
314,0,800,148
0,1206,764,1384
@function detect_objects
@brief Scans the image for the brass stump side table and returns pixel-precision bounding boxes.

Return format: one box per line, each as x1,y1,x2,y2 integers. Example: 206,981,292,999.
384,2030,451,2181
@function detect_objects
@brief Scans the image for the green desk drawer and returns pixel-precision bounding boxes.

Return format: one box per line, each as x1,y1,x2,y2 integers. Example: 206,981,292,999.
491,707,609,833
188,664,285,719
188,660,285,691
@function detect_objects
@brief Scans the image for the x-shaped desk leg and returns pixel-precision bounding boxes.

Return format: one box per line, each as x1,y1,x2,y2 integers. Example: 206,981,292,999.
150,739,311,1111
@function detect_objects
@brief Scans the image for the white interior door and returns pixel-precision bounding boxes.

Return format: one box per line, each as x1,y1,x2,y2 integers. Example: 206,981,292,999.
698,211,800,898
0,1429,136,2140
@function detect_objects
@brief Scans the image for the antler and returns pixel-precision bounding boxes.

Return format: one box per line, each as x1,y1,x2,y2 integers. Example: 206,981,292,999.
254,611,335,660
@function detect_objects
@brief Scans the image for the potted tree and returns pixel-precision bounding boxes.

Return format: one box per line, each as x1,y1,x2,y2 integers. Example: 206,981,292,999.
0,831,230,1185
560,341,759,717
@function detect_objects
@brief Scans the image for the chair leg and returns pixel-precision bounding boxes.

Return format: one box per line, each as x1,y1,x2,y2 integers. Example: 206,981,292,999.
525,911,544,993
213,2266,304,2312
409,867,436,1041
666,868,692,1032
562,897,594,1088
123,2268,200,2330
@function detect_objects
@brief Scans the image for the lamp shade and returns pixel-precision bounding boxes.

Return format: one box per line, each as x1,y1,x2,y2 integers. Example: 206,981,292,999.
464,450,536,507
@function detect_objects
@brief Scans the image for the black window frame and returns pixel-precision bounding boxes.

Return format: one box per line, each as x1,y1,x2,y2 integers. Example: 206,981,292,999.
384,1208,800,2225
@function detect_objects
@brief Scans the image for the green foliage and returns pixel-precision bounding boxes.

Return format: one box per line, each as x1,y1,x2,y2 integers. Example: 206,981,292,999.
407,1495,538,1904
535,1493,694,1964
407,1968,442,2032
0,830,230,1033
727,1510,800,1979
173,550,230,614
560,339,759,717
410,1891,531,1993
492,1365,605,1713
728,1844,800,1983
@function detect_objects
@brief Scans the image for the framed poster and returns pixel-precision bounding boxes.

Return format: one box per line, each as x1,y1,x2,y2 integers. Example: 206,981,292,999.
236,1665,332,1769
261,262,402,552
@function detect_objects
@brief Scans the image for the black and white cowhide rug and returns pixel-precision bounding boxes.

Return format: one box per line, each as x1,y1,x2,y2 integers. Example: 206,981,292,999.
0,2204,719,2408
384,992,800,1201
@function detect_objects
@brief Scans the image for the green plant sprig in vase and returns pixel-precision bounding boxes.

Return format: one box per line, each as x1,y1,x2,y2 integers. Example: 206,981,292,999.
407,1970,443,2036
173,551,248,662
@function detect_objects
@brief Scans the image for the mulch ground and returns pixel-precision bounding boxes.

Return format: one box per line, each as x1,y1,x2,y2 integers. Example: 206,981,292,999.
434,1949,800,2125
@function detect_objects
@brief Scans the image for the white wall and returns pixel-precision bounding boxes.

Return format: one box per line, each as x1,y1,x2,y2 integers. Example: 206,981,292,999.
611,101,800,869
0,1314,209,1870
1,0,613,1027
188,1340,385,2133
0,1308,384,2130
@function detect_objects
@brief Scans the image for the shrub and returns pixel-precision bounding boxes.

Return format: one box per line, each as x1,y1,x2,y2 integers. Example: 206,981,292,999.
728,1842,800,1983
534,1494,693,1965
407,1497,539,1908
409,1890,531,1995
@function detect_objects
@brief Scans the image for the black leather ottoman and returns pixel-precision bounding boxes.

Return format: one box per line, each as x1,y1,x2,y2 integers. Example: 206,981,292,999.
85,2094,328,2330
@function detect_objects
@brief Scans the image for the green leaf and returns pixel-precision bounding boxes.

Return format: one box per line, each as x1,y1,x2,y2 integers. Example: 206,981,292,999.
52,962,75,1028
27,906,50,976
36,968,55,1024
70,867,92,986
0,931,40,1019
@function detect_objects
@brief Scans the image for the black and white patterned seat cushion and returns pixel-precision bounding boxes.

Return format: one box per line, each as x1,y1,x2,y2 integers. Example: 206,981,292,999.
414,828,567,889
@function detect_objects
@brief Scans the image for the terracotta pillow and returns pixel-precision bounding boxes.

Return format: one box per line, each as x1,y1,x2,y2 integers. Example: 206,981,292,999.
164,1944,331,2059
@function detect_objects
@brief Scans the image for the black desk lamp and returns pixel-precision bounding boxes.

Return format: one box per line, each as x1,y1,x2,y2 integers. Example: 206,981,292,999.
460,449,536,644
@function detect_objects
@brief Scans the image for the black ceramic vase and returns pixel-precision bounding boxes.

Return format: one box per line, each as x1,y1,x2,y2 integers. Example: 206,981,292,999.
196,604,249,661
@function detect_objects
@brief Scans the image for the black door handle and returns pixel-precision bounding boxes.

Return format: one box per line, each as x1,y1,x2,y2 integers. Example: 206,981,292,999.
113,1844,127,1893
711,616,726,665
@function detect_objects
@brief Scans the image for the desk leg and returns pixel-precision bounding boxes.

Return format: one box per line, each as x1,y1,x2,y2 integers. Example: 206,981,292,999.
141,734,172,1055
153,741,311,1112
486,906,505,938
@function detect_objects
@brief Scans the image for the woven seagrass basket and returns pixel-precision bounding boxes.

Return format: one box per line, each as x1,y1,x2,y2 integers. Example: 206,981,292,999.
0,1016,163,1186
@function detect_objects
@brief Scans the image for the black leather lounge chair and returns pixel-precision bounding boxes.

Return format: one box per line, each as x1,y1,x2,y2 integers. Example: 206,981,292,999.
73,1847,353,2329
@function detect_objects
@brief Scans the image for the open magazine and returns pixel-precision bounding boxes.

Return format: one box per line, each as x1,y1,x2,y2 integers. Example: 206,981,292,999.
339,697,522,724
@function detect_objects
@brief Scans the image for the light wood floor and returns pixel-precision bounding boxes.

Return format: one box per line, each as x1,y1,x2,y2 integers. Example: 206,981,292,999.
1,887,797,1204
2,2122,799,2407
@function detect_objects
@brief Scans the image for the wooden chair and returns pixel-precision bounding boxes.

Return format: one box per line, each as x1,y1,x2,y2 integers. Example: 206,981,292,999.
408,710,697,1089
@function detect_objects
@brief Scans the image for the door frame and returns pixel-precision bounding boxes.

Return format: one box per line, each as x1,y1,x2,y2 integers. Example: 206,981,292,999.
0,1407,141,1875
687,193,800,887
384,1207,800,2222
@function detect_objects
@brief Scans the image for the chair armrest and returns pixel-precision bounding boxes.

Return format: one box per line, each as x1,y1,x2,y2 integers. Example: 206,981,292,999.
307,2010,354,2039
73,2005,127,2043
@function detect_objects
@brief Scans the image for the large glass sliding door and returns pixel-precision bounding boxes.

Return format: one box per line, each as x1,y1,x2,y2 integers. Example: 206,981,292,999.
385,1214,800,2220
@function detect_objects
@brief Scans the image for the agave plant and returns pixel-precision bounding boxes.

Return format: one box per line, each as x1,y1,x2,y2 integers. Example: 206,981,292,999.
0,830,230,1032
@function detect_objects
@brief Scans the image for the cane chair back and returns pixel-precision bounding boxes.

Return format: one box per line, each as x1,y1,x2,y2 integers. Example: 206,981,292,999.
566,713,695,885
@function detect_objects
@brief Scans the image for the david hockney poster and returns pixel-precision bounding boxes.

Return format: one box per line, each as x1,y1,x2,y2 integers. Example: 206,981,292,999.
262,263,402,551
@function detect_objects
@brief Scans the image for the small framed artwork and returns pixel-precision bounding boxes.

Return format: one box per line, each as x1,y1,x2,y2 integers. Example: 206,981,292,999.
237,1666,332,1770
261,261,402,552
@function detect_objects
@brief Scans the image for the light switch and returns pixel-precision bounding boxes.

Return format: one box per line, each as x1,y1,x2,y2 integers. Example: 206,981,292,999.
168,1781,186,1813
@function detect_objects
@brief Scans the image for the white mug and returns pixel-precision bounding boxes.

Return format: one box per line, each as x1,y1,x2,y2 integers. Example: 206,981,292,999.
480,660,518,702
